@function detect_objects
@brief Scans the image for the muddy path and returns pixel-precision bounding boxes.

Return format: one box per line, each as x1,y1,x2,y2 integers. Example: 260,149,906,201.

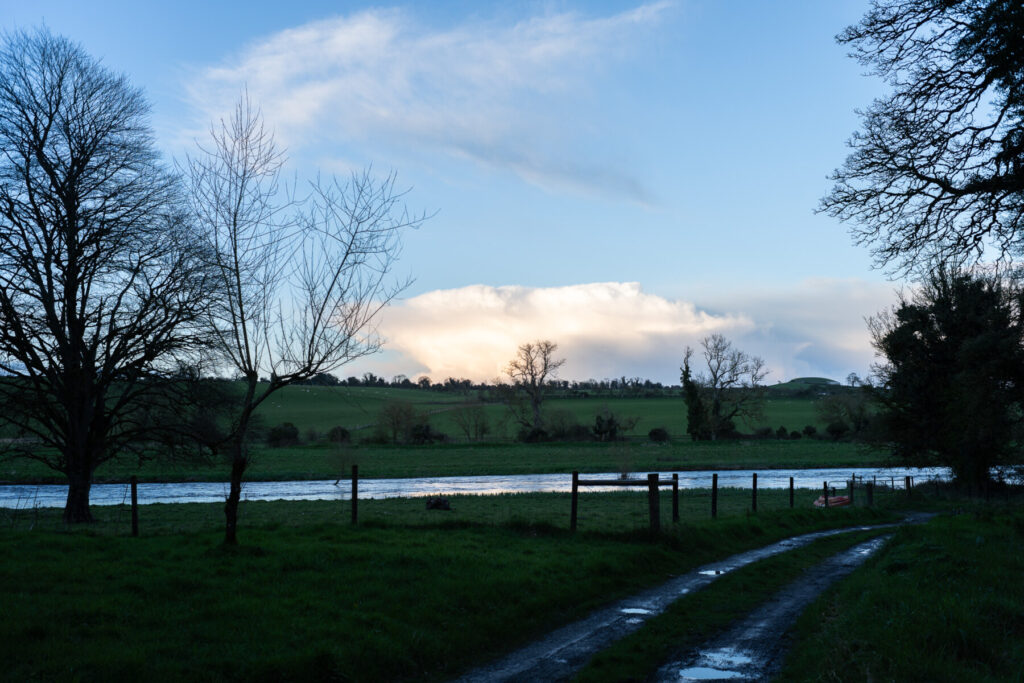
655,534,891,681
452,518,929,682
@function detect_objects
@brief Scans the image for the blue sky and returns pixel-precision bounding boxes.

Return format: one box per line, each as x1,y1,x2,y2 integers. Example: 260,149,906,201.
2,1,902,384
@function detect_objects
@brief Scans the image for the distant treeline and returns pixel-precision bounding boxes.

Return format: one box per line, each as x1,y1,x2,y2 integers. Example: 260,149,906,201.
292,371,854,400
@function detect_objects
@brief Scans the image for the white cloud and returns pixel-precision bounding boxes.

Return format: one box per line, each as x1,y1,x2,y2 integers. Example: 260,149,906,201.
183,3,672,201
346,280,898,384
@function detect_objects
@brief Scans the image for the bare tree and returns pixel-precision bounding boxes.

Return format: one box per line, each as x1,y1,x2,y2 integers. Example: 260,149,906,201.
185,94,426,544
681,334,767,440
504,340,565,434
0,30,212,522
821,0,1024,275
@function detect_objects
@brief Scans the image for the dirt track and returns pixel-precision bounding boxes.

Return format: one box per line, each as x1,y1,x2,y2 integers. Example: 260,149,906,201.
451,518,925,682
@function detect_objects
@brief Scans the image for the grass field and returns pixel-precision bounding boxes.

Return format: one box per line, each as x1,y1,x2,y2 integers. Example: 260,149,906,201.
219,385,828,440
0,492,895,682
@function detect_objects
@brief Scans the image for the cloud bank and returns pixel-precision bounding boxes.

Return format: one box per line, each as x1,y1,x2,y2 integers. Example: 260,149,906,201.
354,280,897,385
184,3,671,201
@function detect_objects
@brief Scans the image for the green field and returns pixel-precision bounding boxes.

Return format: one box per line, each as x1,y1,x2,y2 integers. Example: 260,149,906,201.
0,492,896,682
214,385,829,440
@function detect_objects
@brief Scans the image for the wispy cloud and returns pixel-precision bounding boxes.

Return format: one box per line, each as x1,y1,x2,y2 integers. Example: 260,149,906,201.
183,3,671,202
345,280,898,384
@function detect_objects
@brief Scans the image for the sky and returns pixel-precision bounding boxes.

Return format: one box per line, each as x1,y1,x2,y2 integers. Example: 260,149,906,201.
1,0,904,385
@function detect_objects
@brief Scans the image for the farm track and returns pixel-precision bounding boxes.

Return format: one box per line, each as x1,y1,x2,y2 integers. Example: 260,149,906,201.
453,514,932,682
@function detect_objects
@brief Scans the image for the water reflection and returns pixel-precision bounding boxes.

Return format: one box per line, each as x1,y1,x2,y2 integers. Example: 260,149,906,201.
0,466,952,509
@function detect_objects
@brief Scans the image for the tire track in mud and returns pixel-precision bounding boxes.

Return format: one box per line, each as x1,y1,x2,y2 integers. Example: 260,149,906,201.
452,517,929,682
655,534,892,682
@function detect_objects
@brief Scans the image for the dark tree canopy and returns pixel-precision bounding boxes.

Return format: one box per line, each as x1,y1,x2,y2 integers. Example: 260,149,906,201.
822,0,1024,274
869,269,1024,491
0,30,210,521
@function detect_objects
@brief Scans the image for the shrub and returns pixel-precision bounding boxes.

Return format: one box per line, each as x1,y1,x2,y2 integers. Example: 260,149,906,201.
648,427,670,442
826,421,851,440
546,410,588,441
802,425,818,438
593,407,639,442
327,426,351,444
410,421,446,445
790,430,802,440
753,426,774,438
775,425,789,440
267,422,299,447
517,427,549,443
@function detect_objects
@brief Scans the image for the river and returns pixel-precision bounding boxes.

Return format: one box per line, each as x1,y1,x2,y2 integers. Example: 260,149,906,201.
0,466,952,509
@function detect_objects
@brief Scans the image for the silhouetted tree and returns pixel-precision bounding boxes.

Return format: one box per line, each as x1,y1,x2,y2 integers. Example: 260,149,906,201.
186,93,426,544
822,0,1024,274
870,268,1024,491
504,340,565,433
681,335,767,440
0,30,211,522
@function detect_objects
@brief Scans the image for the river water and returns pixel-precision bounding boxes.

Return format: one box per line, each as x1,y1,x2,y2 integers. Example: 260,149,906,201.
0,466,951,509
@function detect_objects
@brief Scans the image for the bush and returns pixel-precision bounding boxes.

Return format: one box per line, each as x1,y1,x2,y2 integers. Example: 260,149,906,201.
517,427,549,443
327,426,351,444
753,426,774,438
593,407,639,442
775,425,789,440
648,427,670,442
546,410,589,441
802,425,818,438
789,430,802,440
826,421,851,440
410,421,446,445
267,422,299,447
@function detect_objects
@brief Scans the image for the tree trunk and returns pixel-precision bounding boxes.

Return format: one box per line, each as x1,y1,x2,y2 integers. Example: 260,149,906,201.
63,469,94,523
224,448,247,546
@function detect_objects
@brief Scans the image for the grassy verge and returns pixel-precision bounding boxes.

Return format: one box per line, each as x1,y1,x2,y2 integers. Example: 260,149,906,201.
779,507,1024,681
573,528,886,682
2,439,888,484
0,495,893,682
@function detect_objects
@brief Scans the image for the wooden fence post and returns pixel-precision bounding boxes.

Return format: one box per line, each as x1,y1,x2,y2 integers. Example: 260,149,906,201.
752,472,758,513
711,473,718,519
130,475,138,537
571,471,579,532
672,473,679,523
351,465,358,525
905,475,911,497
866,482,874,507
823,481,829,508
789,476,794,508
849,478,855,505
647,473,660,534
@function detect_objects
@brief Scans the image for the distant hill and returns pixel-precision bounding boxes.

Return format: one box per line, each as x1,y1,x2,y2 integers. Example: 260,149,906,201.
766,377,844,398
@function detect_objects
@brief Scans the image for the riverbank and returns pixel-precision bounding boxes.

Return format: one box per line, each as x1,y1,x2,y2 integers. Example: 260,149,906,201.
1,439,890,484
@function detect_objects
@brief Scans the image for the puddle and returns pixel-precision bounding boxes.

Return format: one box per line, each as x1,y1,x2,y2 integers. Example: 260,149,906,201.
626,618,643,624
698,569,726,576
678,648,754,680
703,648,753,668
677,665,745,680
620,608,652,615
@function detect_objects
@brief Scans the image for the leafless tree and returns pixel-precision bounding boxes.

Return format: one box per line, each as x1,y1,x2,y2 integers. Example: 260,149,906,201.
451,402,490,441
504,340,565,433
821,0,1024,275
683,334,767,440
0,30,212,522
185,94,426,544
